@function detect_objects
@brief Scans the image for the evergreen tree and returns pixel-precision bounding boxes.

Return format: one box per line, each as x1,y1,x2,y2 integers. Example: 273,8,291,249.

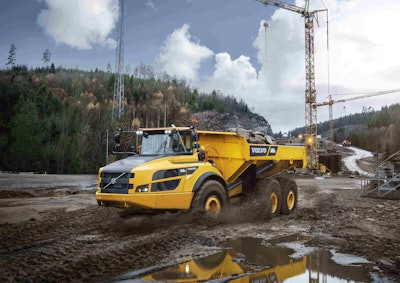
42,48,51,66
50,63,56,73
6,43,17,68
10,98,45,172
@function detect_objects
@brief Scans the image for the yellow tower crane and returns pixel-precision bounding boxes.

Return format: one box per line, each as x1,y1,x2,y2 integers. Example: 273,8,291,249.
314,88,400,149
256,0,327,170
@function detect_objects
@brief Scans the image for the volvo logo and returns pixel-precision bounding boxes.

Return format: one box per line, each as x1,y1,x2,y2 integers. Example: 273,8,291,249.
250,146,269,156
111,178,116,184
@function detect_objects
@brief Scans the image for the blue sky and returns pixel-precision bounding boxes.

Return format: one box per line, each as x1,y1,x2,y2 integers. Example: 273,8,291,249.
1,0,400,133
0,0,269,71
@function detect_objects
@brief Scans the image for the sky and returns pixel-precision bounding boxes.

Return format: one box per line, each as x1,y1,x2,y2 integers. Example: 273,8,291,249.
1,0,400,133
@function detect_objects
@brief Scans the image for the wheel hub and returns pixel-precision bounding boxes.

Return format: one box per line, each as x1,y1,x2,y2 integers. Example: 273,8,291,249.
270,192,278,213
205,196,221,214
287,191,295,210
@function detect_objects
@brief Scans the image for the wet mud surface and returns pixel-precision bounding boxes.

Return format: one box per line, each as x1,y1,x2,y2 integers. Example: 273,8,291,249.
0,174,399,282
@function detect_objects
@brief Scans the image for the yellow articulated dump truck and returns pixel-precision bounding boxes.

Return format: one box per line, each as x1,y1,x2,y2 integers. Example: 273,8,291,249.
96,126,306,217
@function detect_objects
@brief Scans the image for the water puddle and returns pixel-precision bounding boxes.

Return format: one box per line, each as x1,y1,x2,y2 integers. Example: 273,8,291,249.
115,235,390,283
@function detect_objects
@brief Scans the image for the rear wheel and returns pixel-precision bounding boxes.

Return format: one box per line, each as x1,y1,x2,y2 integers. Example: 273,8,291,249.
191,180,228,216
275,176,298,214
255,178,282,218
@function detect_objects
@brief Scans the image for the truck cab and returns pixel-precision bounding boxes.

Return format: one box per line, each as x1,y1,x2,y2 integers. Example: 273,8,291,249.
96,127,221,213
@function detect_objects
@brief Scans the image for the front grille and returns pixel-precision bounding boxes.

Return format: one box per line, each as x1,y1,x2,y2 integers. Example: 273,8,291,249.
100,172,133,194
101,172,134,179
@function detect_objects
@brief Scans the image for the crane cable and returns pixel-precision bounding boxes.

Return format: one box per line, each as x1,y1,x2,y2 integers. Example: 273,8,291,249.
317,0,330,98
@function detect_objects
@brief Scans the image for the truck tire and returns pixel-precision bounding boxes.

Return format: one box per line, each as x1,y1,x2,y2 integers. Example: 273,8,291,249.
276,177,298,215
255,178,282,218
191,180,228,216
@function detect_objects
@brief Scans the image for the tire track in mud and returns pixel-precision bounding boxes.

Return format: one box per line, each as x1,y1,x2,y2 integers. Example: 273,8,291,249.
1,181,400,282
0,204,273,282
0,205,206,282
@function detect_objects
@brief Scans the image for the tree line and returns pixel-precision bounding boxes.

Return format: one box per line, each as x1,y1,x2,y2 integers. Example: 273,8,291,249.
0,65,252,174
290,104,400,157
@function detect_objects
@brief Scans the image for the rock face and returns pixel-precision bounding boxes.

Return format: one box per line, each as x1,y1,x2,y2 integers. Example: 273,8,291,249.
192,111,273,135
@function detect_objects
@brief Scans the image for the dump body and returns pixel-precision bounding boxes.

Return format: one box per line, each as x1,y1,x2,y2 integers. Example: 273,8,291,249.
96,127,306,212
197,130,306,181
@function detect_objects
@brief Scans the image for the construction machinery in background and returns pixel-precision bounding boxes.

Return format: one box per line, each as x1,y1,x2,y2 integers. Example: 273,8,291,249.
96,126,306,217
256,0,327,170
314,88,400,150
362,150,400,198
342,140,351,147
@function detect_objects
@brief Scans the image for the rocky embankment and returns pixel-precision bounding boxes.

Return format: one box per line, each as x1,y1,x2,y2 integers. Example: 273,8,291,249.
192,111,272,134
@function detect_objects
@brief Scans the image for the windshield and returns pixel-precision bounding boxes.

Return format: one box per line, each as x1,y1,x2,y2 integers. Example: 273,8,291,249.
140,131,191,155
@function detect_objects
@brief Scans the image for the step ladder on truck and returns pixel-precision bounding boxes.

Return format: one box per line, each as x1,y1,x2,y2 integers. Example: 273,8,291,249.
96,126,307,218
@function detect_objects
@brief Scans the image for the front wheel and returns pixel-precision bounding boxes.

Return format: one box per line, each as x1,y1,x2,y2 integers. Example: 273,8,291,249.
191,180,228,216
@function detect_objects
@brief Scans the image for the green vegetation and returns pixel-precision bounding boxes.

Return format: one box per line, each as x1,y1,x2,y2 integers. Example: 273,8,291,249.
0,65,251,173
291,104,400,157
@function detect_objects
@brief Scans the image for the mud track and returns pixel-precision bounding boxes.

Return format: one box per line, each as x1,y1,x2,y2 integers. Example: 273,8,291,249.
0,175,399,282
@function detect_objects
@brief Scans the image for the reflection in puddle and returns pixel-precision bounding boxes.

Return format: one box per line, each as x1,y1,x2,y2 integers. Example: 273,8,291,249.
143,250,248,282
117,235,388,283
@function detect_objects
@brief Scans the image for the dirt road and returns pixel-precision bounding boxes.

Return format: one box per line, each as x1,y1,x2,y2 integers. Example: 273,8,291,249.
0,173,399,282
342,146,374,175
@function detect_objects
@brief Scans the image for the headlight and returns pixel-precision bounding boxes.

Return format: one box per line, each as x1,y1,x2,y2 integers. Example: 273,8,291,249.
135,185,149,192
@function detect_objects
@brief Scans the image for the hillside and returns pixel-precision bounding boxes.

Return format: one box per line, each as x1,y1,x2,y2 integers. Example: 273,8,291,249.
0,66,271,174
289,104,400,157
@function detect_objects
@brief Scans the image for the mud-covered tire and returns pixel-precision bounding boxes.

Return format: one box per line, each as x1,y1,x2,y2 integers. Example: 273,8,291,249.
276,177,298,215
255,178,282,218
191,180,228,216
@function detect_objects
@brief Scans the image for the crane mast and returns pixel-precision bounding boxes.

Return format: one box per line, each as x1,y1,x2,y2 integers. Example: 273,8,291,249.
256,0,326,170
304,13,318,170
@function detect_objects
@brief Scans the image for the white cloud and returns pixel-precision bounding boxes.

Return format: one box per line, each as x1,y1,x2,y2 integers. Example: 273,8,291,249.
233,0,400,132
317,0,400,91
200,9,306,132
313,0,400,123
37,0,119,50
158,0,400,133
202,53,258,95
157,24,213,83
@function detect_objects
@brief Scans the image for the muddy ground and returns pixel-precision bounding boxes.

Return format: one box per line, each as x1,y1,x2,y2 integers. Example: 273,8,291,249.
0,173,399,282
